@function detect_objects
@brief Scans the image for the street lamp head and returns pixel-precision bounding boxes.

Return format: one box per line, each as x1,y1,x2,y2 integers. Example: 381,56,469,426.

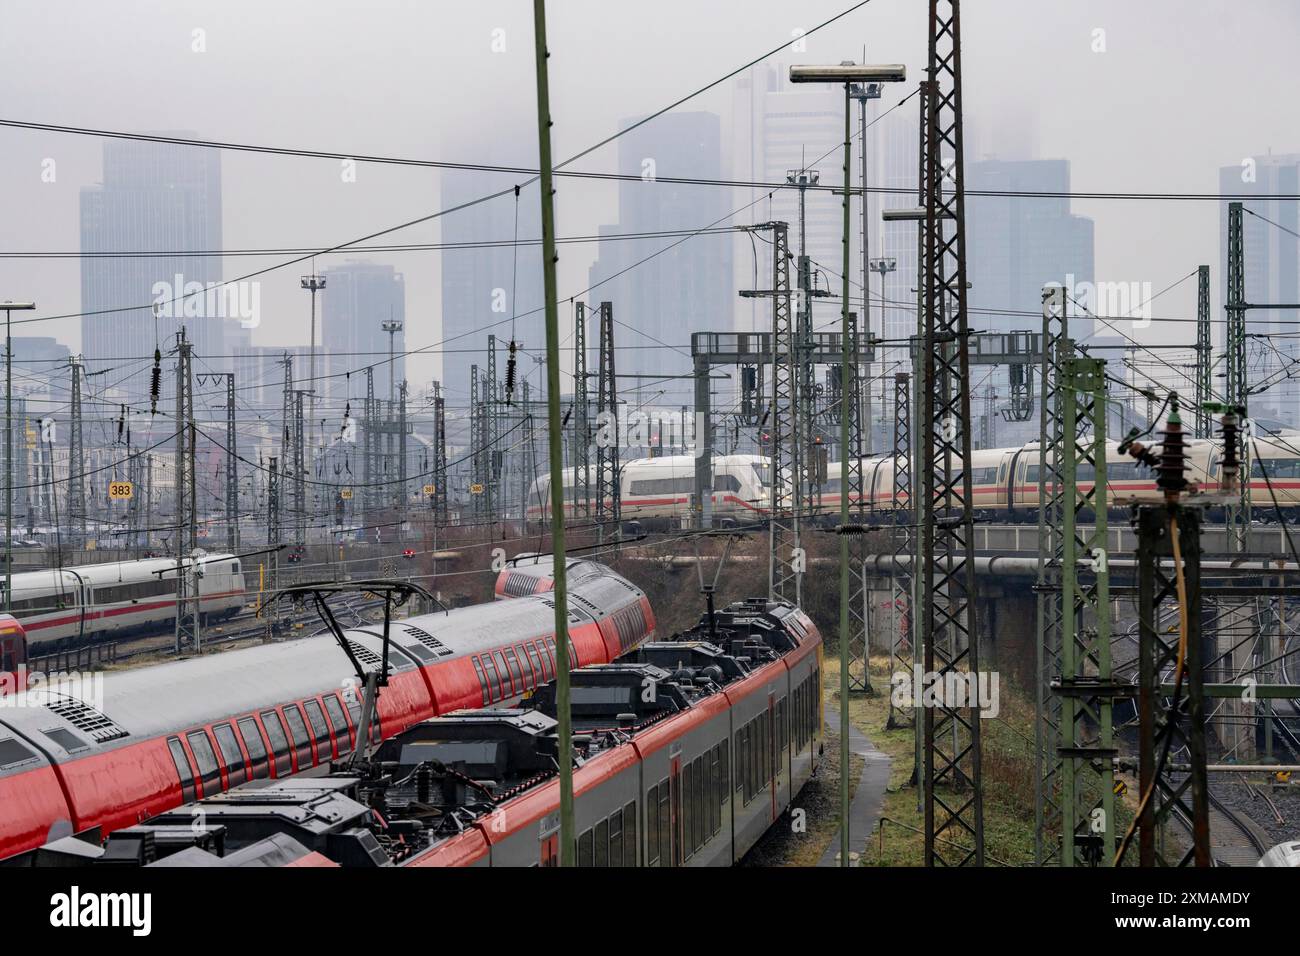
381,320,404,334
789,64,906,84
1,302,36,311
300,276,326,291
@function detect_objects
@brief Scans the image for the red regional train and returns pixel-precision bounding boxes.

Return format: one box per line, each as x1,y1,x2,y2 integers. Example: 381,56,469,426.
0,558,654,864
23,596,822,868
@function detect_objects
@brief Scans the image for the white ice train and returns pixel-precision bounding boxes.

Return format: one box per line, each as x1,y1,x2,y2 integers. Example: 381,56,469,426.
816,437,1233,520
1,554,247,653
528,454,771,528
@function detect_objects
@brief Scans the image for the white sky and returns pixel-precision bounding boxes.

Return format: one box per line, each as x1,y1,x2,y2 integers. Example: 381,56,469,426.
0,0,1296,391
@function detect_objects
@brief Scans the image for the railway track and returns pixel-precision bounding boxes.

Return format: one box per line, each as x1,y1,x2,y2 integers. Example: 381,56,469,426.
1170,786,1268,866
30,597,389,671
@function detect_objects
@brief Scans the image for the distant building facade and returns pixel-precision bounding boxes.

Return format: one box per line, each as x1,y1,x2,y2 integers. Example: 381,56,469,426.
80,135,237,373
588,111,733,387
439,146,543,411
1219,154,1300,425
319,260,406,407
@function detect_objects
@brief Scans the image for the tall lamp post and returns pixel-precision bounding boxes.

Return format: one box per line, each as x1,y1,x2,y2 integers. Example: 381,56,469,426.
3,301,37,613
851,79,881,453
869,257,898,444
381,319,403,405
301,273,326,479
790,61,905,868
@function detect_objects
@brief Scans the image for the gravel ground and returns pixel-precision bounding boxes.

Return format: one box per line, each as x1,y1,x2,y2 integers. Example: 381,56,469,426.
1211,774,1299,848
739,729,865,867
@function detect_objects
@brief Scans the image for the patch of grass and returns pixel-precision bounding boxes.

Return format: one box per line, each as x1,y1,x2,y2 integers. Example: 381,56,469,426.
822,655,1040,866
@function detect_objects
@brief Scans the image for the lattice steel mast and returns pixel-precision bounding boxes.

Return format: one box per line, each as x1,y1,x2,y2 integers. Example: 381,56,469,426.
918,0,984,866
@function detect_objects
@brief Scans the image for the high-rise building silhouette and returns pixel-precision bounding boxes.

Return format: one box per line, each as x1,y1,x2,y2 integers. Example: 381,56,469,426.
588,111,733,384
319,261,406,406
439,143,543,411
731,63,843,336
1219,154,1300,425
80,135,235,373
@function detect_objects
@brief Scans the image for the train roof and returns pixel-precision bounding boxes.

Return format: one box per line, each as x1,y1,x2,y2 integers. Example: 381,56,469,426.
1,554,239,595
0,558,644,758
623,454,768,471
82,596,815,867
532,455,770,485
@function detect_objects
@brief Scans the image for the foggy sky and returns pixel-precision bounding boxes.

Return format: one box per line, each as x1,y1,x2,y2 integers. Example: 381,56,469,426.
1,0,1297,396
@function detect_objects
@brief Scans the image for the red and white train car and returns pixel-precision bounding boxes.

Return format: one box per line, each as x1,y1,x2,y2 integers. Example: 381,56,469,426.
0,557,654,863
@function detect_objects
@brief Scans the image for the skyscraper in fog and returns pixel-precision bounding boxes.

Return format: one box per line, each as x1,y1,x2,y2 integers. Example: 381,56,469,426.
731,63,844,336
80,135,234,373
588,111,732,385
1219,154,1300,425
439,141,544,411
876,135,1095,443
965,159,1095,335
320,261,406,406
966,159,1093,443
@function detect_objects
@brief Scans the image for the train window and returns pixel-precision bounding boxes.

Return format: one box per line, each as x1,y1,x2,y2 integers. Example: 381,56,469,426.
322,695,352,754
514,645,536,688
712,474,741,492
1253,457,1300,479
741,724,751,803
166,737,196,803
342,697,382,747
577,828,594,867
186,731,221,797
471,656,490,707
657,780,671,867
283,705,314,768
608,809,623,867
624,801,637,867
778,699,787,757
259,710,292,777
701,755,711,848
710,746,721,836
524,643,544,685
492,652,512,696
503,647,524,692
595,818,609,867
237,717,269,779
304,700,332,760
682,763,693,861
481,654,502,702
212,723,247,787
688,758,700,855
719,742,729,813
646,784,660,866
628,476,693,496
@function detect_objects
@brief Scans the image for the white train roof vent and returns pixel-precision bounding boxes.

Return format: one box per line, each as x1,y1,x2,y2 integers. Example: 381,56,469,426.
403,626,454,658
43,694,128,744
347,639,383,668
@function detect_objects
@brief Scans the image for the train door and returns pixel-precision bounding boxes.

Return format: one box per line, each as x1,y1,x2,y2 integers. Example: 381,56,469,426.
540,834,558,867
0,616,26,692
